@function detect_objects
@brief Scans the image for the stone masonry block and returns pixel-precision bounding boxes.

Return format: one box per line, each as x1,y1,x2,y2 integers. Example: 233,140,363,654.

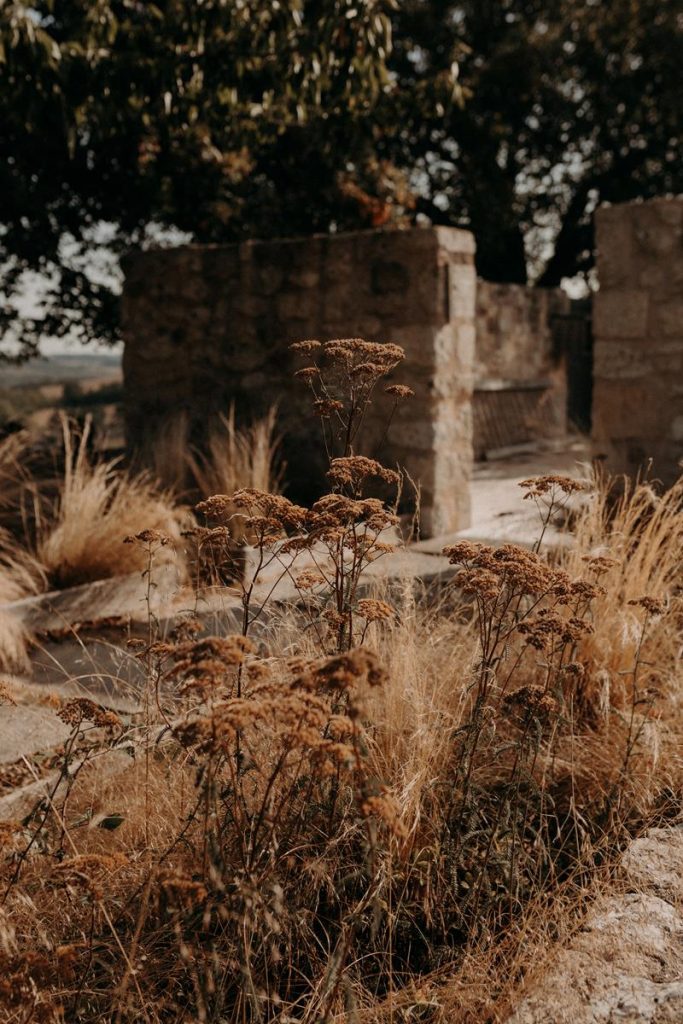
593,198,683,485
593,290,649,339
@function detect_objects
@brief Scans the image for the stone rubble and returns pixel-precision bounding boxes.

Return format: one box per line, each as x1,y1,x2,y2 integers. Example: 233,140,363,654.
506,827,683,1024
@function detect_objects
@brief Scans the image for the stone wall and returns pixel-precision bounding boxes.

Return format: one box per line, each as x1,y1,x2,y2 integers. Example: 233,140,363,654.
475,280,570,383
593,198,683,486
122,226,477,536
473,281,571,455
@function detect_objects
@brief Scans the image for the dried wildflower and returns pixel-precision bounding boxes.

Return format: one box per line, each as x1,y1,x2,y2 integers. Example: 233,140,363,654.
294,366,320,383
504,685,558,720
186,525,233,545
628,596,667,616
322,338,404,369
294,569,326,590
360,784,407,838
290,340,322,355
313,398,344,417
519,475,588,499
443,540,490,565
517,611,593,651
57,698,121,730
357,599,394,622
328,456,399,490
169,617,204,642
194,494,235,519
565,579,604,602
168,635,255,694
298,648,388,694
161,872,208,907
384,384,414,399
123,528,170,546
230,489,307,531
581,554,618,576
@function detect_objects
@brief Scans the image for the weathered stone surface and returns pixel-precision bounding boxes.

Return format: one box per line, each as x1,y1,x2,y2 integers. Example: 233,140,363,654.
593,290,649,339
474,280,570,383
506,826,683,1024
5,563,183,632
620,828,683,894
593,198,683,486
0,705,71,764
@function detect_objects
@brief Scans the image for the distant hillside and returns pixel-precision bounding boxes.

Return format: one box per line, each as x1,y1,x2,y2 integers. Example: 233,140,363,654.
2,352,122,390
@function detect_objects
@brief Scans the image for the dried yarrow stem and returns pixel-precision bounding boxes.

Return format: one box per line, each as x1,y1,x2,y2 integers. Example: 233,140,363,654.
519,475,588,499
328,456,400,492
291,337,410,462
57,698,121,730
123,528,171,547
628,596,667,616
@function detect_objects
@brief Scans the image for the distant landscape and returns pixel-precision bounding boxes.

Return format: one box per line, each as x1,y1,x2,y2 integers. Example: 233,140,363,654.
1,352,124,452
1,351,121,390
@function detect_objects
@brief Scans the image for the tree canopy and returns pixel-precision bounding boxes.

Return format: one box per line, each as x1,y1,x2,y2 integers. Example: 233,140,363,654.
1,0,680,358
390,0,681,284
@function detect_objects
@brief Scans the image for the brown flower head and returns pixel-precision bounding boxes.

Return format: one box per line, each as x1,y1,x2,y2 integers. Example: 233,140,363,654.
57,698,121,730
290,340,322,355
384,384,415,399
328,456,399,490
519,475,588,499
628,596,667,616
124,528,170,546
357,598,394,622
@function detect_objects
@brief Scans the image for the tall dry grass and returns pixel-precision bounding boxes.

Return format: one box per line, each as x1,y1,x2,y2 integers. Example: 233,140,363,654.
35,416,186,588
0,431,29,507
0,434,43,672
144,405,283,500
3,474,682,1021
0,534,40,674
187,405,283,498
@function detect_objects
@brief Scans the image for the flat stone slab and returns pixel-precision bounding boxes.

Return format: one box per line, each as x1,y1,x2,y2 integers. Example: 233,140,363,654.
5,562,185,632
0,704,71,764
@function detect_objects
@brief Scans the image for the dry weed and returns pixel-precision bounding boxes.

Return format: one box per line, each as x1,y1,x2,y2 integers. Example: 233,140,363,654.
35,416,186,588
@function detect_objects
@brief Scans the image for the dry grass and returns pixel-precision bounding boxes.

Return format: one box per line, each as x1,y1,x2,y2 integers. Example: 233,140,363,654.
0,431,29,508
35,416,186,588
144,405,283,500
186,404,283,498
0,434,38,672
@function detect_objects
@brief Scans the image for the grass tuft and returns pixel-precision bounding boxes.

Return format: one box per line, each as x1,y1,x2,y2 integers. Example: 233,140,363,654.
35,416,186,588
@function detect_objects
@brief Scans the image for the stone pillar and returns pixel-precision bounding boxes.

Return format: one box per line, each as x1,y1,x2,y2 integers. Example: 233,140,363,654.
122,226,476,536
593,199,683,486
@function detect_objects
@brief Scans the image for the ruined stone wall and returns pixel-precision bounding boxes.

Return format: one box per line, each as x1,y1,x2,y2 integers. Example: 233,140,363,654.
122,226,476,536
473,281,571,454
475,280,570,383
593,198,683,486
